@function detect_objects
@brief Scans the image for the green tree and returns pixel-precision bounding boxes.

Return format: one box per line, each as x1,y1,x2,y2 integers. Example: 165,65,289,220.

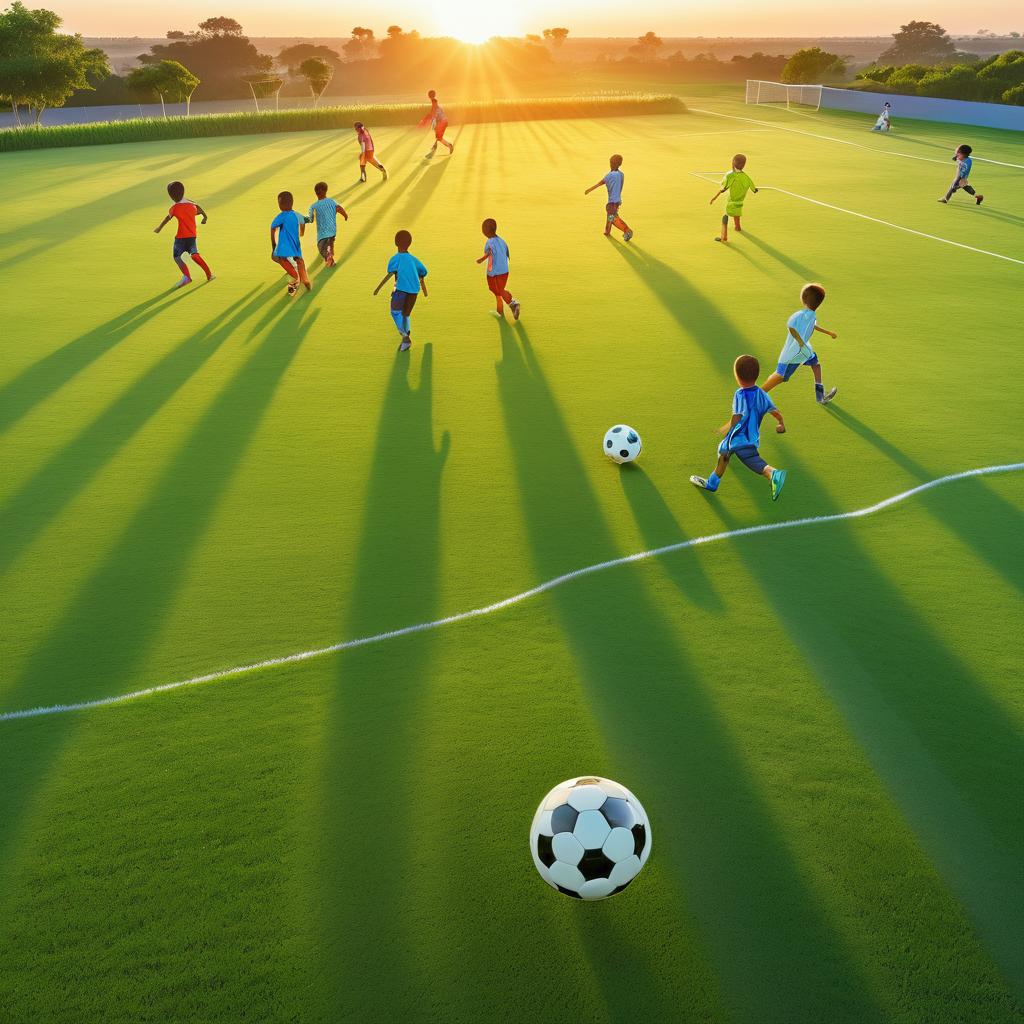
782,47,847,83
880,21,956,65
343,26,376,60
542,27,569,48
0,1,109,125
629,31,663,60
297,56,332,105
126,59,199,116
1003,82,1024,103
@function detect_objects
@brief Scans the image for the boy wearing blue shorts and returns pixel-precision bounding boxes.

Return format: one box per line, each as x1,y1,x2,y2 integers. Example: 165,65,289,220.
270,191,310,296
762,283,838,404
373,229,428,352
691,354,787,501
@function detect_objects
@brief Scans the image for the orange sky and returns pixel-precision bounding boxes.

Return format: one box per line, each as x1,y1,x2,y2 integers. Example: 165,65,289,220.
53,0,1021,39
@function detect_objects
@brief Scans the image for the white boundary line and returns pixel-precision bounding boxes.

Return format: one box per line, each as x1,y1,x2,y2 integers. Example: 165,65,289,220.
2,462,1022,723
688,172,1024,266
690,106,1024,170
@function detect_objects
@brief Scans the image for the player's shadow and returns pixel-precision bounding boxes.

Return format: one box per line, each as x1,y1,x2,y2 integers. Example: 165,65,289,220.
0,285,271,581
947,203,1024,228
490,320,887,1023
617,465,724,612
742,231,821,281
0,288,192,436
827,404,1024,594
319,345,451,1020
726,454,1024,990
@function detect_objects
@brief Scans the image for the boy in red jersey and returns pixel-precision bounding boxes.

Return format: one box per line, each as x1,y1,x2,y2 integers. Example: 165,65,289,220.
354,121,387,183
153,181,214,288
419,90,454,159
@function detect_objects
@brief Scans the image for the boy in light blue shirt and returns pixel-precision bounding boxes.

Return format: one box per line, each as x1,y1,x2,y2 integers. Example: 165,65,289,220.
691,354,788,501
762,283,838,405
306,181,348,267
584,154,633,241
374,229,428,352
474,217,520,320
939,144,984,205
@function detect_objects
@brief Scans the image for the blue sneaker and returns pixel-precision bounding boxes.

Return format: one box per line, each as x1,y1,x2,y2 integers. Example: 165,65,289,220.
690,474,717,492
771,469,787,501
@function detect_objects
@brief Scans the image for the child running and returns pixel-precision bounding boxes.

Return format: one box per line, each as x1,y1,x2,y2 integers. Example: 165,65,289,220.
420,90,454,159
584,154,633,241
307,182,348,267
270,191,310,296
762,283,838,404
710,154,757,243
354,121,387,183
153,181,214,288
373,229,428,352
475,218,520,320
871,102,892,132
691,354,787,502
939,145,984,205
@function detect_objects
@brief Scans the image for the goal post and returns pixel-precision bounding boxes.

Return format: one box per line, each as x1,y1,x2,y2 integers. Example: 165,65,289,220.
745,81,822,111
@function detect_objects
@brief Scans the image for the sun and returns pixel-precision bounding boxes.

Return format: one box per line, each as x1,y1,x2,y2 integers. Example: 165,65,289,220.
433,0,525,43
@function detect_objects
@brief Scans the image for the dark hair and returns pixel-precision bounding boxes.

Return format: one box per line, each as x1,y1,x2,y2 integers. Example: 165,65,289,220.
481,218,497,236
395,229,412,250
354,121,364,130
958,144,973,156
167,180,185,202
428,89,436,99
609,154,623,169
277,191,293,209
734,354,760,385
801,283,826,310
314,181,328,197
733,153,747,169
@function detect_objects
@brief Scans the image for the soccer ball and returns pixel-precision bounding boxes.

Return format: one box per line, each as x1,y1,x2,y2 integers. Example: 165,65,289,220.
530,776,652,900
603,425,642,464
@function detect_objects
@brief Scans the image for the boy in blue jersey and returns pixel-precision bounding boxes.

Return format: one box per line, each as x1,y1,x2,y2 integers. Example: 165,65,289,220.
762,283,838,404
584,154,633,241
939,145,984,205
475,218,520,320
374,229,428,352
270,191,310,296
307,181,348,267
691,354,788,501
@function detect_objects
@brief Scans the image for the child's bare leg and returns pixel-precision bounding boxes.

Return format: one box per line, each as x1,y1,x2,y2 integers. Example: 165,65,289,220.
734,215,742,233
296,259,311,289
760,464,776,481
442,137,454,152
274,256,298,279
763,372,784,392
717,214,728,242
612,216,630,233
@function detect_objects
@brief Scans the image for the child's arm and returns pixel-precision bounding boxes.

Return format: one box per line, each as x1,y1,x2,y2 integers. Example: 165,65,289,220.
813,324,838,340
335,203,348,221
299,220,305,237
373,271,395,295
789,326,808,351
709,187,726,205
270,227,278,252
770,408,786,434
154,214,172,233
194,203,208,224
718,413,742,436
419,275,428,298
583,179,605,195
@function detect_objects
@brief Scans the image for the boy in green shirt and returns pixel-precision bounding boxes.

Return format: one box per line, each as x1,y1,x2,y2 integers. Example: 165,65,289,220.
711,154,757,243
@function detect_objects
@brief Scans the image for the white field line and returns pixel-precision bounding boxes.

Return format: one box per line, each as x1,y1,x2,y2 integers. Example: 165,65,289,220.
2,462,1022,723
689,106,1024,170
688,172,1024,266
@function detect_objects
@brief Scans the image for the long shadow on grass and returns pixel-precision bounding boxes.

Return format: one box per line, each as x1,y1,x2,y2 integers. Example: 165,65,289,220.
742,231,822,282
0,286,271,580
491,321,886,1023
946,203,1024,228
319,346,450,1021
0,303,317,880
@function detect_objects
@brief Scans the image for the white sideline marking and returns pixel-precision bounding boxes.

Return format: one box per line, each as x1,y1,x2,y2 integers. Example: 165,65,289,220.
2,462,1022,723
690,106,1024,170
688,172,1024,266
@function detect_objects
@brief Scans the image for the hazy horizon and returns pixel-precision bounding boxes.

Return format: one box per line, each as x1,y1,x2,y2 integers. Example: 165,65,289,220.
51,1,1021,42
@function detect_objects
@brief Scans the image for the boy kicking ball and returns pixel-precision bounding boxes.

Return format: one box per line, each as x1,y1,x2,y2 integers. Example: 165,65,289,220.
584,154,633,241
691,354,787,502
374,229,428,352
475,218,520,320
153,180,214,288
939,144,984,206
270,191,310,296
710,154,757,243
762,283,838,405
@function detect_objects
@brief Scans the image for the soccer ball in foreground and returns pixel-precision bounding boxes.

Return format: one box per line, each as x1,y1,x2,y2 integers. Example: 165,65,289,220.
603,425,642,464
530,776,652,900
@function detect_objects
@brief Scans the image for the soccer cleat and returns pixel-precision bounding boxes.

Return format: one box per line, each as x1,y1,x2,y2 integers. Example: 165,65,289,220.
510,300,521,321
937,198,948,203
287,281,298,296
690,475,716,492
976,194,984,205
818,386,838,405
398,336,412,352
771,469,787,501
424,150,434,160
714,236,725,243
622,229,634,242
175,275,191,288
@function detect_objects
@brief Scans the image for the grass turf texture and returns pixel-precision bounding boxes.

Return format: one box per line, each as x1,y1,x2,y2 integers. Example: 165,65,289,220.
0,93,684,152
1,94,1023,1023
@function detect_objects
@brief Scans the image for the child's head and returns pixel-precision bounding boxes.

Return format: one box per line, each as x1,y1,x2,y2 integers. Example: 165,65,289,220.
354,121,364,131
609,154,623,170
801,283,826,310
277,191,294,211
395,229,412,252
957,144,973,157
732,153,747,170
314,181,328,198
481,218,497,238
428,89,437,100
884,102,891,109
734,354,760,387
167,181,185,202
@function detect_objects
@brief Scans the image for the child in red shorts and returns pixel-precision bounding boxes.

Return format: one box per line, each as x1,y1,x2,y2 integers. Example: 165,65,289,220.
475,218,520,320
420,89,454,159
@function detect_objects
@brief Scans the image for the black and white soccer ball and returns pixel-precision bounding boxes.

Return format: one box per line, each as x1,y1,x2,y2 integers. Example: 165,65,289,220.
530,776,652,900
603,424,642,464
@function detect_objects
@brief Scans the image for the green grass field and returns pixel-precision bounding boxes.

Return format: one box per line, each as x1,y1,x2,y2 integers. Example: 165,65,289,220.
1,90,1023,1023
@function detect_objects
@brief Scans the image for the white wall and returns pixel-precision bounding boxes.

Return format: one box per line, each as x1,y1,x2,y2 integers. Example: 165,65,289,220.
821,87,1024,131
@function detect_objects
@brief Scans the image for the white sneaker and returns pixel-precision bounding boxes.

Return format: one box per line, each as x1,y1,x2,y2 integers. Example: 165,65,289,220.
175,275,191,288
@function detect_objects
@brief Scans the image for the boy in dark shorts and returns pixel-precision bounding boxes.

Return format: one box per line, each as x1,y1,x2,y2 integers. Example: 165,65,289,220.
270,190,310,296
153,180,214,288
307,182,348,267
691,354,788,502
373,229,428,352
475,218,520,320
939,144,984,205
584,154,633,241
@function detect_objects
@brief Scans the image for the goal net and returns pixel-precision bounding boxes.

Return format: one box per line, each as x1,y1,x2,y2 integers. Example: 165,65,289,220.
745,81,822,110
